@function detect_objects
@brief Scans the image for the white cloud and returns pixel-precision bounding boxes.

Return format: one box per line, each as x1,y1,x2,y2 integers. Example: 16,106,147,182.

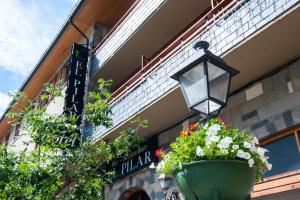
0,0,75,76
0,91,11,117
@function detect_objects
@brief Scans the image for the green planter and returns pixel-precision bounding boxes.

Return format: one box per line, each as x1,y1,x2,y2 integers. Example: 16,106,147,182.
174,160,256,200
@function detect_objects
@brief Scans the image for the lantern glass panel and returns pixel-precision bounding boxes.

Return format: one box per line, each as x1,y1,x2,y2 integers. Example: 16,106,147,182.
159,177,171,190
207,61,230,103
178,62,207,107
193,99,222,114
159,180,166,189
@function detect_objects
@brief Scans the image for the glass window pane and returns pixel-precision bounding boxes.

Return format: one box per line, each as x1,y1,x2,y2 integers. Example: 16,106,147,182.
263,134,300,177
179,63,207,106
207,62,230,103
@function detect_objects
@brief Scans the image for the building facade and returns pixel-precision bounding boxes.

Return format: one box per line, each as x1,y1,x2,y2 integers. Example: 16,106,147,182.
1,0,300,199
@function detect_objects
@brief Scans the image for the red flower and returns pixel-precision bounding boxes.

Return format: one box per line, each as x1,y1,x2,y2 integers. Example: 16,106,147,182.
155,148,164,158
218,117,230,129
181,130,190,137
189,123,199,131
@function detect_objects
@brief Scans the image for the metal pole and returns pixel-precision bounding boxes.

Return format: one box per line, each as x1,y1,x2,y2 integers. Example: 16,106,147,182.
69,19,90,48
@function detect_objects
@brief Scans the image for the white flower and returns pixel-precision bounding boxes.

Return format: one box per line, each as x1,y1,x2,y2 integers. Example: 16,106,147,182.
232,145,239,150
221,149,229,155
149,162,156,169
217,143,227,149
205,138,212,146
206,124,221,136
204,123,209,129
250,146,257,153
237,149,251,160
205,135,220,146
156,160,165,171
206,135,220,145
196,146,205,157
210,124,221,131
243,141,252,149
223,137,233,144
243,152,251,160
253,137,259,145
218,137,233,149
266,163,272,171
237,150,245,158
257,147,268,157
164,153,171,161
210,135,220,142
248,159,254,168
260,156,267,163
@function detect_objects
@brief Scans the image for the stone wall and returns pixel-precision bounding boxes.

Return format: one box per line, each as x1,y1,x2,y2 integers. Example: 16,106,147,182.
221,58,300,139
105,168,179,200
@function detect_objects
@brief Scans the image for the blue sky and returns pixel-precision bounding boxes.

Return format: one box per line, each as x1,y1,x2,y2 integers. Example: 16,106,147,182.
0,0,78,116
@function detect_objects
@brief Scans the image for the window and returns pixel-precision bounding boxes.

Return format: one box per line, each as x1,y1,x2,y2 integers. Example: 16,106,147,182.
13,123,21,142
260,125,300,177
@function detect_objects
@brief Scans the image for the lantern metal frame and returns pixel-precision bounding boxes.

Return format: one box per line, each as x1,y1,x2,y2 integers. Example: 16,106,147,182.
171,41,239,117
158,174,172,191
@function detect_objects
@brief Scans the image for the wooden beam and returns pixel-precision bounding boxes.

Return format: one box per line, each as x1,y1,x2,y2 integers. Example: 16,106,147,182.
252,170,300,198
295,131,300,154
259,124,300,146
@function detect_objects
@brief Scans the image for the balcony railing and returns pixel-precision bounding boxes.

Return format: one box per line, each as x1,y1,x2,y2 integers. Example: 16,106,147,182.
93,0,300,139
91,0,166,75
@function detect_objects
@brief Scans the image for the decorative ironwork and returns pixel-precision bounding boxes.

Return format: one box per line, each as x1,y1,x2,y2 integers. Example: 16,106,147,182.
163,189,180,200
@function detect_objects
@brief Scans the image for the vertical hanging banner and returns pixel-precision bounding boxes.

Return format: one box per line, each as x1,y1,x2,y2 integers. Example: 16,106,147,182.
64,43,89,132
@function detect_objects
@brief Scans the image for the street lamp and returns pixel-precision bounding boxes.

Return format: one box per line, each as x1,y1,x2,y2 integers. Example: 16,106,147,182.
171,41,239,117
158,174,179,200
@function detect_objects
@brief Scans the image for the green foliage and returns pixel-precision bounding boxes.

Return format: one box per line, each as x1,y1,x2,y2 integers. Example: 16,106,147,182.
85,79,113,128
3,79,146,199
156,119,271,181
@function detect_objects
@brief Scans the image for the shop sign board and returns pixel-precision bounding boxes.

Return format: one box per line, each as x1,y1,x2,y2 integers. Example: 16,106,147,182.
109,137,158,181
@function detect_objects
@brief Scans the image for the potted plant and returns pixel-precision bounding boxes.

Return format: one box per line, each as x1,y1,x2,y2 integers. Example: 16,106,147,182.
153,119,272,200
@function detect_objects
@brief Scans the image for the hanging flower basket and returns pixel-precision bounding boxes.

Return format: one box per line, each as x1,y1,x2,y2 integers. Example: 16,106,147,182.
153,119,272,200
175,160,255,200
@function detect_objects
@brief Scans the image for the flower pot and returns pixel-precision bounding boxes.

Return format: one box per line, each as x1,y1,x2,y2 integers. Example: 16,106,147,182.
174,160,256,200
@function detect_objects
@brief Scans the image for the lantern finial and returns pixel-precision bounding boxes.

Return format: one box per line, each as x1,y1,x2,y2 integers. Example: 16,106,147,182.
194,41,209,50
